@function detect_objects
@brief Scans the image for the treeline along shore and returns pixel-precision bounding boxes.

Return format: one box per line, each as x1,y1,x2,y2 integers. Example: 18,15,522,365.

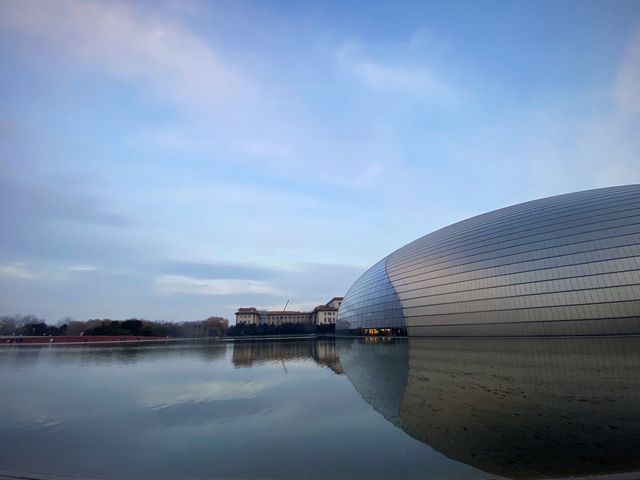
0,314,229,339
0,314,336,341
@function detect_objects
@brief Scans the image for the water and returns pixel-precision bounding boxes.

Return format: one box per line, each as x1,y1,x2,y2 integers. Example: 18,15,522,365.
1,337,639,479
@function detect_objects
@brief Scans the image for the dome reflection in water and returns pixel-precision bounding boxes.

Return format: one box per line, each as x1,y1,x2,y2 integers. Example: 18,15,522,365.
336,336,640,479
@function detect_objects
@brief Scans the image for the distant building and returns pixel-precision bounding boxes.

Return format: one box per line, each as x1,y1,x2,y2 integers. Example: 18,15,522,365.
235,308,259,325
311,305,338,326
325,297,343,309
260,311,311,325
311,297,343,326
235,297,344,326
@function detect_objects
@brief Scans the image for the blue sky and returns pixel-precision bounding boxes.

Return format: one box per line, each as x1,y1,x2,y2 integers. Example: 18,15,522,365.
1,0,639,323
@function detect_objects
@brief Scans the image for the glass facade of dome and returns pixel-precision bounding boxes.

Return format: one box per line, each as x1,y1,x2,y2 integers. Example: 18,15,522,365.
337,185,640,336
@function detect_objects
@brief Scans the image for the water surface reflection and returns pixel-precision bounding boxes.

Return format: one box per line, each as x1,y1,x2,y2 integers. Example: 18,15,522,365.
232,338,343,373
0,339,482,480
337,336,640,479
3,337,636,479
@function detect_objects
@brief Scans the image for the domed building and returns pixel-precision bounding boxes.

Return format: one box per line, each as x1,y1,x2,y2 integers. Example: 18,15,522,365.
337,185,640,336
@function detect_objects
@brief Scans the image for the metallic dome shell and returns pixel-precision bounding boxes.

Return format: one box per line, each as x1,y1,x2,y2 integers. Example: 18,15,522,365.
337,185,640,336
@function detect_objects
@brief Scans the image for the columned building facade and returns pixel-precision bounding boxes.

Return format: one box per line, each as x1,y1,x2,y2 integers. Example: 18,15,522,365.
235,297,343,327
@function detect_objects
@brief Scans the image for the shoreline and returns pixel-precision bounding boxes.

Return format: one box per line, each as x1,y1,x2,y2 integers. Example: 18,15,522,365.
0,335,221,347
0,333,331,347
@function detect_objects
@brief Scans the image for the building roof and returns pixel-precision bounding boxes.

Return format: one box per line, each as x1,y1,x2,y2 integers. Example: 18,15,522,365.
313,305,338,312
265,311,308,315
237,298,342,316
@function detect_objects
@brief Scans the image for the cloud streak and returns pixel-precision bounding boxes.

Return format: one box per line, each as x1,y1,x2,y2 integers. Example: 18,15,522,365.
0,0,247,111
154,275,281,296
0,262,37,280
159,260,281,281
0,173,130,227
336,34,461,102
615,28,640,113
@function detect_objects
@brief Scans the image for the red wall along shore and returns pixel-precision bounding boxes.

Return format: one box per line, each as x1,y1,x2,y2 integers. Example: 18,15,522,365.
1,335,169,345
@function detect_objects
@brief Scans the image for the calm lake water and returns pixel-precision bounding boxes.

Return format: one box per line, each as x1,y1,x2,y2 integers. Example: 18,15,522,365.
1,337,639,480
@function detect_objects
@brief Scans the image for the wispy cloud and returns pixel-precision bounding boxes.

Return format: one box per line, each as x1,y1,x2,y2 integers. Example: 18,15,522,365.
336,34,461,102
0,0,423,191
154,275,281,296
0,262,97,281
0,0,247,110
615,28,640,113
0,262,36,280
66,265,98,272
0,173,131,227
159,260,280,281
354,161,386,187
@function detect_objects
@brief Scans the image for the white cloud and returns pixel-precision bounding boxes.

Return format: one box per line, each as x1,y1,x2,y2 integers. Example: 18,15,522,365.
154,275,280,296
336,36,460,102
66,265,97,272
0,0,425,191
0,262,102,283
0,262,37,280
615,29,640,113
354,161,386,187
0,0,247,110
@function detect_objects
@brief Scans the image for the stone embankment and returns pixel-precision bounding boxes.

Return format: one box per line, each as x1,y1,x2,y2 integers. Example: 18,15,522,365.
1,335,172,345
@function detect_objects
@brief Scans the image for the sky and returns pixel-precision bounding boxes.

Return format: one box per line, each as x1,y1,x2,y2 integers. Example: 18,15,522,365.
0,0,639,323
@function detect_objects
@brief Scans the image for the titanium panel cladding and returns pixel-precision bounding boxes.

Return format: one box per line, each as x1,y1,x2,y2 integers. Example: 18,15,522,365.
337,258,405,332
337,185,640,336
